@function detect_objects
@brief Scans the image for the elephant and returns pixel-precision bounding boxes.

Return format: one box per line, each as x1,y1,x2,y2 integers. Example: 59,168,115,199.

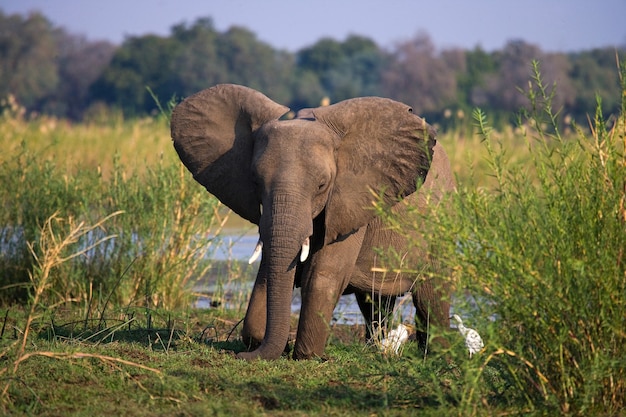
171,84,454,360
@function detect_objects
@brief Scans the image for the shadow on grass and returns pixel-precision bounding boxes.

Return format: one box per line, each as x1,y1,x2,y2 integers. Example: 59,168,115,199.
32,307,249,354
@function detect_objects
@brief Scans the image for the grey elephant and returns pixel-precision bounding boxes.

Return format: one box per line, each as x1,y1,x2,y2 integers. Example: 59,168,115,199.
171,84,454,360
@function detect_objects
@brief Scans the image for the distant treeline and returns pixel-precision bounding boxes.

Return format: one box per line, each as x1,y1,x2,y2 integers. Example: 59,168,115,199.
1,10,624,127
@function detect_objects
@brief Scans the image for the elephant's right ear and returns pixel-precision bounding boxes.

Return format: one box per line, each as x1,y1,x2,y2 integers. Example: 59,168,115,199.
171,84,289,224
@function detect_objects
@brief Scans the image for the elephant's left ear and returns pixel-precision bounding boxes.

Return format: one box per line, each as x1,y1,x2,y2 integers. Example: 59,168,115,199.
311,97,436,243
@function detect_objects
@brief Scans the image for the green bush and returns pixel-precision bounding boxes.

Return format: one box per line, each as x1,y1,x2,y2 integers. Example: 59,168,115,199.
442,61,624,414
379,60,625,415
0,144,223,311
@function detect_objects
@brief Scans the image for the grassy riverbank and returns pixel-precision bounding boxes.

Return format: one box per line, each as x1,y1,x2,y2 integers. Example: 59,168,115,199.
2,307,484,417
2,62,625,415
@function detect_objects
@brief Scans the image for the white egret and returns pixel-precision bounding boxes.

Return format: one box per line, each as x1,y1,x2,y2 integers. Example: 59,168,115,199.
380,323,410,355
451,314,484,358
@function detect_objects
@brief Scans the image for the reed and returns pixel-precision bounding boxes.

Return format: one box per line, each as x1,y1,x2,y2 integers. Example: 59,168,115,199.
0,125,227,311
379,60,626,415
0,99,176,178
0,212,163,408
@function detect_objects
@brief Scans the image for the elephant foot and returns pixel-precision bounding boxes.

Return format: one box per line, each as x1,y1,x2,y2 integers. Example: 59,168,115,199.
241,323,265,348
292,348,310,360
236,350,263,361
292,341,326,360
236,341,291,360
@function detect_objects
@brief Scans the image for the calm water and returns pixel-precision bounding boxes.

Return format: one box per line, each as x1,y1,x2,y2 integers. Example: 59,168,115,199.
211,232,259,261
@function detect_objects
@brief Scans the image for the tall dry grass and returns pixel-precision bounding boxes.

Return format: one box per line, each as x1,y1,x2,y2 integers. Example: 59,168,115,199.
0,98,176,179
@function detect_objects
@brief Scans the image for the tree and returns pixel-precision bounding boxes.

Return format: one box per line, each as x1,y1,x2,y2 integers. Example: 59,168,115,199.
537,52,576,117
456,46,496,106
0,11,59,111
48,33,115,118
474,40,542,112
169,18,224,97
471,39,576,119
216,26,294,103
289,70,326,110
297,38,344,74
90,34,179,114
569,48,623,122
295,35,386,104
381,33,458,115
469,40,581,126
89,18,296,114
2,8,622,124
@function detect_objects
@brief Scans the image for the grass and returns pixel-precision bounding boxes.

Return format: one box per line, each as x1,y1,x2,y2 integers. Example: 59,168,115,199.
1,60,625,415
2,305,491,416
0,213,460,415
0,96,177,179
378,60,626,415
0,115,249,309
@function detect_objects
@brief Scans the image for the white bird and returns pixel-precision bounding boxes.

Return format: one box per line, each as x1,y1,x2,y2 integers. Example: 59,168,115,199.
380,323,410,355
451,314,484,358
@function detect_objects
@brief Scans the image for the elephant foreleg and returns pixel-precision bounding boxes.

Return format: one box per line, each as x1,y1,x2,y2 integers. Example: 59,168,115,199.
241,259,269,349
294,229,366,359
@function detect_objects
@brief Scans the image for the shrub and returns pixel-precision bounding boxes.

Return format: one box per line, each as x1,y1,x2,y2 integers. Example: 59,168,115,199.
380,60,625,414
0,142,223,311
447,61,624,414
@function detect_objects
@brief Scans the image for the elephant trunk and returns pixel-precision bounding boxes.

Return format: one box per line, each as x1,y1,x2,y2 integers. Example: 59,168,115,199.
237,193,310,360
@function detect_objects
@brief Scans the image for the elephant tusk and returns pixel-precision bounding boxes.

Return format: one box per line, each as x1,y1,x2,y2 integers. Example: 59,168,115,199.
248,240,263,264
300,237,310,262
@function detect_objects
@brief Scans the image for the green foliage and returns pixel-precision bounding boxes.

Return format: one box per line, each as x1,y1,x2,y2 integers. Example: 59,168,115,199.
89,34,181,115
570,48,623,120
90,18,297,115
295,35,386,104
0,141,225,310
0,11,59,110
400,61,625,414
457,46,498,105
2,8,624,127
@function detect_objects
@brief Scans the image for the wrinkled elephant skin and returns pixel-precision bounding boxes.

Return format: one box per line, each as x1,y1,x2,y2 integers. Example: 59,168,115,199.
171,84,454,360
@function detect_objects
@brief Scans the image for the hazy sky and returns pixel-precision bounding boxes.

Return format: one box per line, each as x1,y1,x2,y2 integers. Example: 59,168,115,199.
1,0,625,52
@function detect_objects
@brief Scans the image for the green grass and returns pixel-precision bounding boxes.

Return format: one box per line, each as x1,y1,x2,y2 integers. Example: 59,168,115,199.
378,60,626,415
0,139,246,309
2,306,503,416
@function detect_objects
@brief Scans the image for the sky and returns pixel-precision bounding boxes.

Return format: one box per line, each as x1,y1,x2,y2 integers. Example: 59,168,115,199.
1,0,625,53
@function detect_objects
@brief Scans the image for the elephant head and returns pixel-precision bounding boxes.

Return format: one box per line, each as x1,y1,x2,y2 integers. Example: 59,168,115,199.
171,84,437,359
